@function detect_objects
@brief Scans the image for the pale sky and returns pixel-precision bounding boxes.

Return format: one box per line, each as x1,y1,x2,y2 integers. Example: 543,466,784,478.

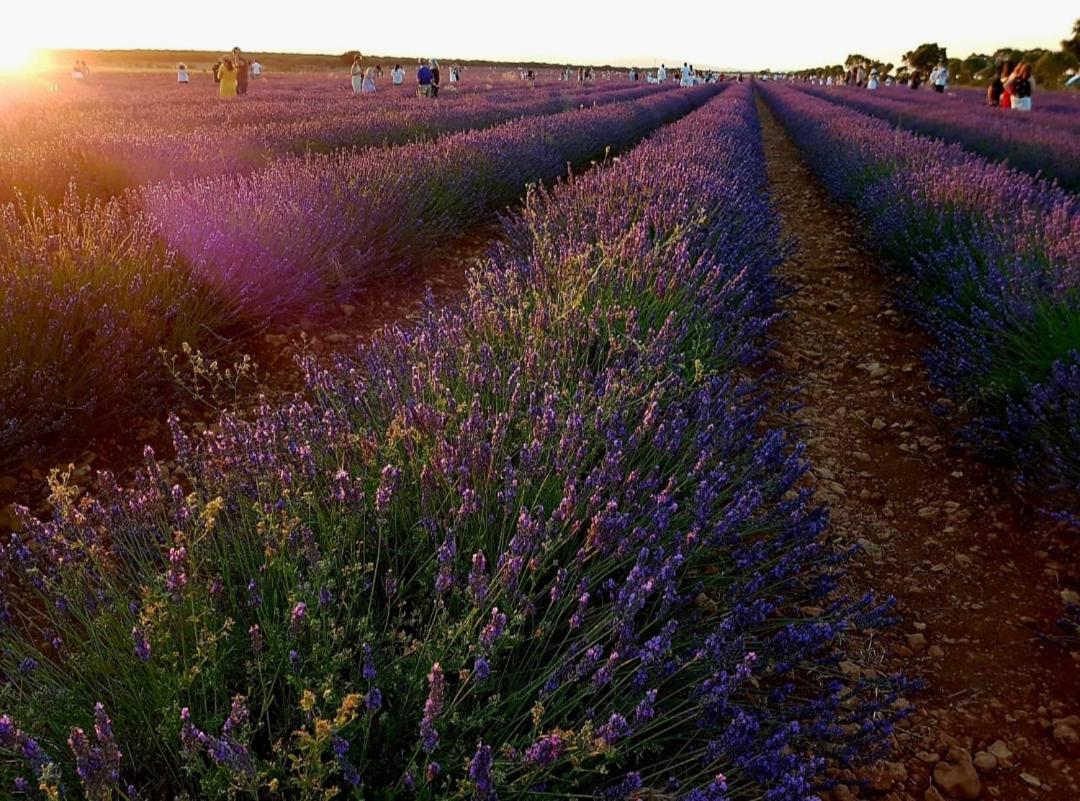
3,0,1077,71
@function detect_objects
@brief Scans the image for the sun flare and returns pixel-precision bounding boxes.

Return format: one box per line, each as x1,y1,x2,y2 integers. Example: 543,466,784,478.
0,41,37,75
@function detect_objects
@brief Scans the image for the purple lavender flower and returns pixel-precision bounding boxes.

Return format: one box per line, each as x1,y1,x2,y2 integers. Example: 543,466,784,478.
248,624,263,655
468,742,495,800
375,464,401,513
479,608,507,651
290,601,307,633
132,625,151,662
523,732,565,766
68,703,122,801
419,662,445,753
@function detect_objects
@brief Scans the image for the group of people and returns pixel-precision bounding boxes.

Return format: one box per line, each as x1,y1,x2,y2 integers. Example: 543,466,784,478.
797,57,1035,110
71,60,90,80
208,48,261,98
988,61,1034,110
349,55,460,96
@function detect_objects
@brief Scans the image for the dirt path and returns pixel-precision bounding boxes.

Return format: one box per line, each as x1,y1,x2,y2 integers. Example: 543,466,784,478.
757,99,1080,801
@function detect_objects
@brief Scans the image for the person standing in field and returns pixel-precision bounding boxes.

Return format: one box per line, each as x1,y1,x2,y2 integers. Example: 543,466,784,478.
656,64,667,83
391,64,405,86
430,59,441,98
867,68,879,90
177,63,190,85
997,60,1016,108
680,62,692,87
1004,63,1033,111
416,60,433,97
217,58,238,98
362,66,377,93
351,54,364,94
251,60,262,78
931,61,948,93
232,48,249,95
987,63,1006,107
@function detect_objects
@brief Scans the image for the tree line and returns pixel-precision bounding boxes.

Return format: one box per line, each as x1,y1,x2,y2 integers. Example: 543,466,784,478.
787,18,1080,88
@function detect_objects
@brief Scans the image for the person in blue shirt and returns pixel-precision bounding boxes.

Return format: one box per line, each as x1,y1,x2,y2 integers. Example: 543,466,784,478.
417,61,433,97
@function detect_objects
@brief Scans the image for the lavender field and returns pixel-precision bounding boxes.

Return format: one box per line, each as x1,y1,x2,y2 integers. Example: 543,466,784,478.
1,56,1079,801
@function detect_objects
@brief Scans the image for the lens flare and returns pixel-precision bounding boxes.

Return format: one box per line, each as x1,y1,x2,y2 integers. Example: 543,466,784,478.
0,43,37,75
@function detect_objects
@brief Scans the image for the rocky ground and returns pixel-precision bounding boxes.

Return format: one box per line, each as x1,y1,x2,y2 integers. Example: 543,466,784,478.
759,100,1080,801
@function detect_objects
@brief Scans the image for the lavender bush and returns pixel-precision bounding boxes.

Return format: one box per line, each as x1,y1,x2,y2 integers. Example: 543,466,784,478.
0,86,710,466
794,84,1080,190
0,86,899,800
142,85,720,319
1,77,669,204
760,83,1080,508
0,194,220,465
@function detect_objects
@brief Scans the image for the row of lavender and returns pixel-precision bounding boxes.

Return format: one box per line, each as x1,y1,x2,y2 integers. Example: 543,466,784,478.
760,83,1080,510
793,84,1080,190
2,79,669,203
0,86,719,466
0,84,898,801
143,84,719,319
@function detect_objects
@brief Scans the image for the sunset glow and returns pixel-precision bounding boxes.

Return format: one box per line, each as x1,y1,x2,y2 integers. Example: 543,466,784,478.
5,0,1077,70
0,38,37,75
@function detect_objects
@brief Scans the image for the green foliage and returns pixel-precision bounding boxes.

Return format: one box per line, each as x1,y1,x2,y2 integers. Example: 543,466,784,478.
903,43,947,73
1034,51,1080,87
1064,18,1080,61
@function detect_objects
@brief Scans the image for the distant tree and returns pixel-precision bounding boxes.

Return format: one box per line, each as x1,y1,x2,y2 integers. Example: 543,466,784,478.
1020,47,1051,64
1034,50,1080,87
947,57,963,80
340,50,362,66
844,53,870,70
903,43,947,73
961,53,991,81
992,47,1023,65
1062,18,1080,61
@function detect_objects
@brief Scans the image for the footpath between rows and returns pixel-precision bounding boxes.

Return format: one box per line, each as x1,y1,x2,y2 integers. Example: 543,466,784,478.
757,97,1080,801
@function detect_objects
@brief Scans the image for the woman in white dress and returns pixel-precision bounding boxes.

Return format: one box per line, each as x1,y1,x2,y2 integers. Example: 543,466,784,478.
362,67,377,94
177,64,190,85
350,55,363,94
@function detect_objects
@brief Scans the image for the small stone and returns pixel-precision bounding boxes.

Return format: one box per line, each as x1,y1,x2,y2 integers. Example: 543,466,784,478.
1052,722,1080,755
857,537,881,556
872,417,887,430
973,751,997,772
907,633,928,653
925,787,946,801
986,740,1013,767
1019,772,1042,788
928,645,945,658
933,751,981,800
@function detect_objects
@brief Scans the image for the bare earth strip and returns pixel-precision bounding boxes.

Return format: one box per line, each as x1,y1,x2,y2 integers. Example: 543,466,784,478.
757,98,1080,801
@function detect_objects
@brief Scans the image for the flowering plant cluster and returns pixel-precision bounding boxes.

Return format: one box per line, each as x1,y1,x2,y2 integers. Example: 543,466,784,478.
796,83,1080,190
0,86,899,799
0,75,671,204
0,84,713,466
142,84,719,319
761,83,1080,510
